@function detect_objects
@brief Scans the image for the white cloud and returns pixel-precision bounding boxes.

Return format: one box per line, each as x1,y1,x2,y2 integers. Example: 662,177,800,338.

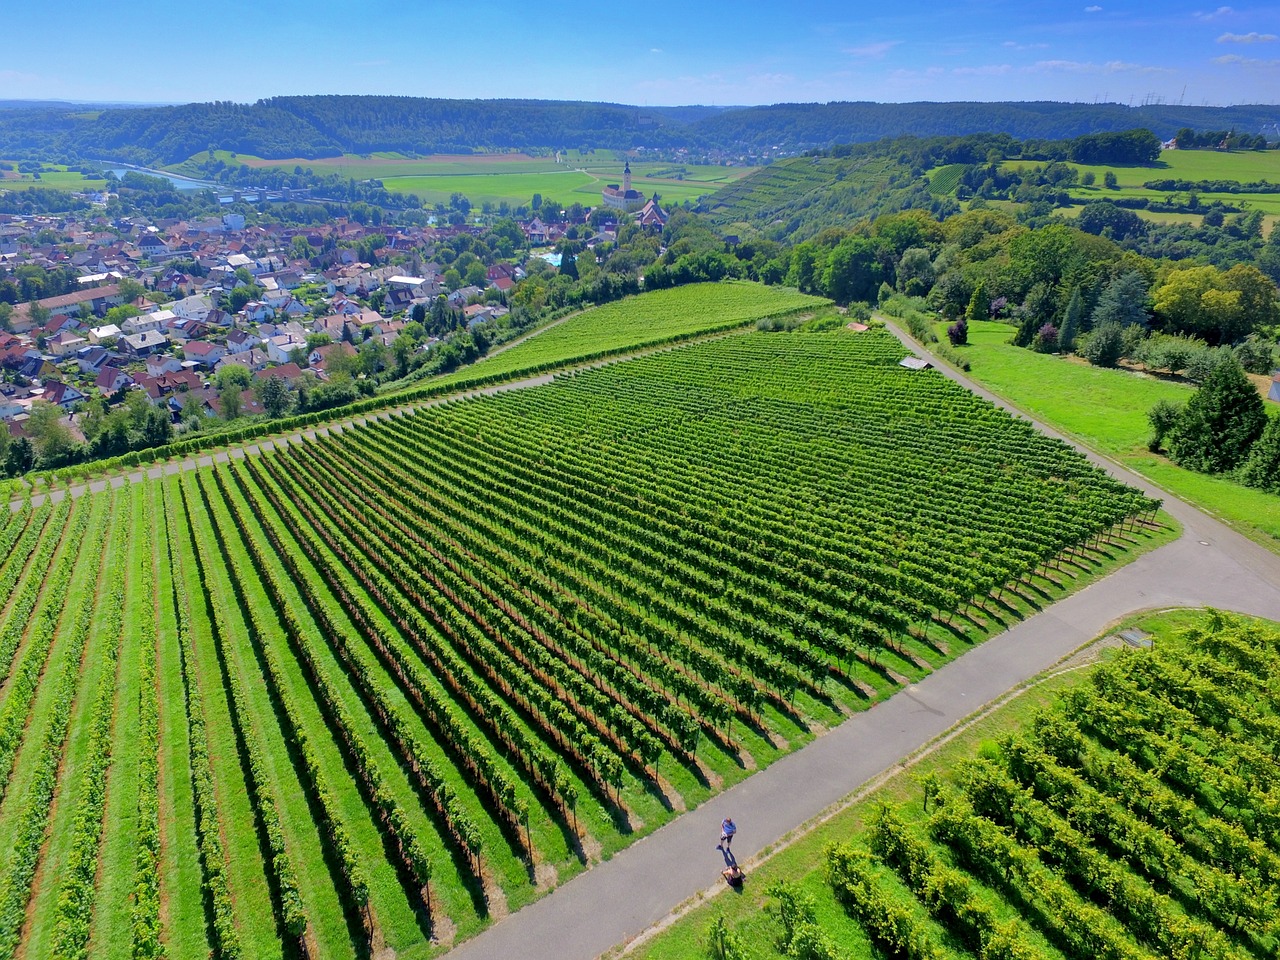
1002,40,1049,50
1217,31,1276,43
1084,5,1102,12
1213,53,1280,65
953,64,1012,76
843,40,901,59
1194,6,1233,19
650,48,663,54
1028,59,1171,75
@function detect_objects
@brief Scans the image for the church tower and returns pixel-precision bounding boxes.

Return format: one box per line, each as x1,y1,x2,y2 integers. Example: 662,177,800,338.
623,160,631,194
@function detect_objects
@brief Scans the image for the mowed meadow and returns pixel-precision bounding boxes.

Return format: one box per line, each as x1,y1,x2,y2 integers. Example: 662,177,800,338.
183,150,756,207
0,289,1169,959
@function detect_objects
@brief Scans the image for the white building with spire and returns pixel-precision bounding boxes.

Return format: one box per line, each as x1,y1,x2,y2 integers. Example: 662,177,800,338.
600,161,646,212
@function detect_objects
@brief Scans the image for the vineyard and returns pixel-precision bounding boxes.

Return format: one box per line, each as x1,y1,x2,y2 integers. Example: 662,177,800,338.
0,328,1161,959
429,281,827,387
692,611,1280,960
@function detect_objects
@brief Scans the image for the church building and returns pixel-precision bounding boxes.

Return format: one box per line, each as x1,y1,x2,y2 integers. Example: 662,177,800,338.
600,161,647,212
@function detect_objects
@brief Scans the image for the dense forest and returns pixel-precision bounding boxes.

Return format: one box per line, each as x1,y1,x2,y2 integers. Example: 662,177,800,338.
0,96,1276,166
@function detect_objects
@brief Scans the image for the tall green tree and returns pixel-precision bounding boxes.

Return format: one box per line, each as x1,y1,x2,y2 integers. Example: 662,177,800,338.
1059,285,1084,353
1090,271,1149,330
1168,357,1266,473
1238,415,1280,493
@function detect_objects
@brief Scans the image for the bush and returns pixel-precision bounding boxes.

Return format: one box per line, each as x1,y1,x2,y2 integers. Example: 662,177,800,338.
1079,322,1125,367
946,318,968,346
1147,398,1184,452
1032,323,1058,354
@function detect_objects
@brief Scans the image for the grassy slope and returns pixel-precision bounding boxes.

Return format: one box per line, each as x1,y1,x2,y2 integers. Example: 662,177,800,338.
630,607,1251,960
430,282,827,388
940,320,1280,548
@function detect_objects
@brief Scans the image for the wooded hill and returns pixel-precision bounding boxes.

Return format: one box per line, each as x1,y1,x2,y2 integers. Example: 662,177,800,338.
0,95,1276,166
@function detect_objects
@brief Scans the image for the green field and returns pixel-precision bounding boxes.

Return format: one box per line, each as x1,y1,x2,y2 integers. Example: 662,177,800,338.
632,609,1280,960
0,324,1166,959
1005,149,1280,225
930,319,1280,548
429,281,828,387
0,162,106,192
179,150,754,207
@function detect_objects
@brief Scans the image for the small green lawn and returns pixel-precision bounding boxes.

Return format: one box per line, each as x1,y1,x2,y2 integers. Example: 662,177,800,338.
934,320,1280,548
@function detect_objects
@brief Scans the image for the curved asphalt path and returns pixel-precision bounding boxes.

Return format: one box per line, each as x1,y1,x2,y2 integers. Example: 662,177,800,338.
10,320,1280,959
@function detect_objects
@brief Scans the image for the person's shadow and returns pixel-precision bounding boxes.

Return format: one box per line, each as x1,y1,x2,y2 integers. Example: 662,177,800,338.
718,845,737,868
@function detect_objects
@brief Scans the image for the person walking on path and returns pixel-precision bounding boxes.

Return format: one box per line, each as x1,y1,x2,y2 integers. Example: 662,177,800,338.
719,818,737,850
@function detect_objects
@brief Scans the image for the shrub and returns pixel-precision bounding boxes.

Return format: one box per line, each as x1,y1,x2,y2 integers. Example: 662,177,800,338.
947,318,968,346
1079,322,1124,367
1032,323,1059,354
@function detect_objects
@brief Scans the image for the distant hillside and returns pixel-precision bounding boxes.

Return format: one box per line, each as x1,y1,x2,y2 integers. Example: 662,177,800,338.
0,95,1275,167
697,101,1280,152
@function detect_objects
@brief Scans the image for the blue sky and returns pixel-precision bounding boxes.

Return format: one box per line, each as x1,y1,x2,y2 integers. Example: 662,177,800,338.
3,1,1278,106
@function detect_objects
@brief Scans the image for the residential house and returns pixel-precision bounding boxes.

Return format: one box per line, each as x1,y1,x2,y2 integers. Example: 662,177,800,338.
343,308,383,342
257,361,305,384
266,333,308,364
308,341,355,376
447,285,483,307
40,380,85,410
94,366,133,395
216,348,270,373
119,329,169,358
225,329,261,355
169,293,214,322
122,310,172,335
46,330,88,357
238,301,274,323
87,323,122,344
144,353,183,377
9,283,122,333
182,340,226,369
311,313,348,342
76,346,112,375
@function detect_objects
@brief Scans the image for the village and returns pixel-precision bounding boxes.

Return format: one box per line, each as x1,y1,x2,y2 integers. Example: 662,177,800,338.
0,187,670,469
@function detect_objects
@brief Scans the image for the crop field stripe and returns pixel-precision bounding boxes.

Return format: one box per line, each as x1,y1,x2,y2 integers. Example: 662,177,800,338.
151,477,212,960
91,483,152,959
5,490,128,960
46,489,141,959
233,452,579,876
0,503,52,620
177,470,352,958
224,457,536,929
196,468,432,956
0,502,68,690
165,475,282,960
0,499,96,809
